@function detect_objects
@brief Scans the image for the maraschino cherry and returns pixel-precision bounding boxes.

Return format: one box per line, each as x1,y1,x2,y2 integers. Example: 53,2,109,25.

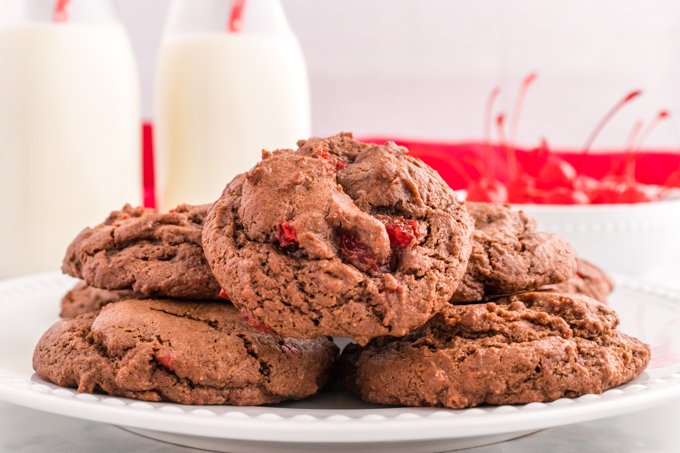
460,76,672,205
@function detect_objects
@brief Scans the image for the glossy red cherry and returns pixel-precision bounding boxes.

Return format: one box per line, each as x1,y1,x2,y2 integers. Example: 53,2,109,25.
507,177,539,204
665,168,680,188
535,156,577,190
338,229,385,274
278,221,298,247
537,188,590,205
618,184,656,203
466,178,508,203
218,289,231,301
377,216,421,248
588,179,625,204
574,175,599,194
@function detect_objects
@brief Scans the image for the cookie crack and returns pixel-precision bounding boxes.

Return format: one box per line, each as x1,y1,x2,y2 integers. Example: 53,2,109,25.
236,334,272,381
148,307,220,331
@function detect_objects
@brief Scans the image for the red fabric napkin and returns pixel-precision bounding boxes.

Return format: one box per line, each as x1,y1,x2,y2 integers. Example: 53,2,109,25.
361,137,680,190
140,125,680,209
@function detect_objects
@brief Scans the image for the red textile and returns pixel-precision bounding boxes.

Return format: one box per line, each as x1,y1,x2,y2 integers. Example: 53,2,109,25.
362,137,680,190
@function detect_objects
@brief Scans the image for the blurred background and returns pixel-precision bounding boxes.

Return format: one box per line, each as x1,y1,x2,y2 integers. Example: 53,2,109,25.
121,0,680,148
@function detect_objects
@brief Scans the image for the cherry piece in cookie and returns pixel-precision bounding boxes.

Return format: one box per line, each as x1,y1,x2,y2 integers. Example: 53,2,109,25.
278,221,298,247
319,151,347,172
338,216,423,274
239,308,275,334
338,229,387,274
376,215,422,249
156,353,176,369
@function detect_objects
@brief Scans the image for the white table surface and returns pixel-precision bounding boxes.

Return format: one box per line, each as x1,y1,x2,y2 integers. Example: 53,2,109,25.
2,266,679,453
2,399,680,453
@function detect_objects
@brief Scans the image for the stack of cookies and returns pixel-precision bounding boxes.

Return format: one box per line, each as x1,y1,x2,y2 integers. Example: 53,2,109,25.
33,133,649,409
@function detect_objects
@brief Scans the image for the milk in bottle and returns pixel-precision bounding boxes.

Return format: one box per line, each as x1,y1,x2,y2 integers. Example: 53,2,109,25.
0,1,141,277
155,0,311,210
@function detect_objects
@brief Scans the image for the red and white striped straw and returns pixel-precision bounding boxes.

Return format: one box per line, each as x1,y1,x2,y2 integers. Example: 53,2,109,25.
52,0,71,23
227,0,247,32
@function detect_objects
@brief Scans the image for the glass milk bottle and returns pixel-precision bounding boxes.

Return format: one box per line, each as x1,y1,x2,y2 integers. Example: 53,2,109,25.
0,0,141,277
155,0,311,210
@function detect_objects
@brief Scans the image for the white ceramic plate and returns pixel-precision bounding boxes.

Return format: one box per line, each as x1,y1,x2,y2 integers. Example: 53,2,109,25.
1,273,680,453
516,199,680,275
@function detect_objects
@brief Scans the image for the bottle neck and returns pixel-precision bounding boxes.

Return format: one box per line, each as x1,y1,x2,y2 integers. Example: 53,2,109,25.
165,0,290,35
0,0,119,26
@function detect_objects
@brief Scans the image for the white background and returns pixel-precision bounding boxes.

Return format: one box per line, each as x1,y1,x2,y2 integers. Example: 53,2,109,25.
117,0,680,149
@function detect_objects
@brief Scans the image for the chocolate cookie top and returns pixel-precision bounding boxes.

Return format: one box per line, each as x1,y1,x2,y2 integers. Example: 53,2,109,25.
544,259,614,303
60,281,138,318
202,133,474,345
341,291,650,408
34,299,338,405
62,204,221,299
451,202,577,303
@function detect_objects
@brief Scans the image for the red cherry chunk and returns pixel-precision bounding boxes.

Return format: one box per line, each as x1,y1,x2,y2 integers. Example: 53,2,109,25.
338,229,385,273
156,353,176,369
376,215,422,249
278,221,298,247
239,308,274,333
218,289,231,300
319,152,347,172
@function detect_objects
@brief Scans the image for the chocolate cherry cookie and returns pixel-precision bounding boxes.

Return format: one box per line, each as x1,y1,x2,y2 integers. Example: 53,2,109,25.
451,202,577,303
341,291,650,409
62,204,221,299
543,258,614,303
34,299,338,405
203,133,474,345
60,281,139,318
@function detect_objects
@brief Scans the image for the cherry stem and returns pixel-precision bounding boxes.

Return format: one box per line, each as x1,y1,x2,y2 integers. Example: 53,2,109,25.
634,110,669,150
625,110,670,182
581,90,642,155
52,0,70,23
228,0,247,32
484,87,500,144
483,87,500,180
621,119,643,181
624,120,644,151
496,113,515,178
509,72,538,145
504,72,537,182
